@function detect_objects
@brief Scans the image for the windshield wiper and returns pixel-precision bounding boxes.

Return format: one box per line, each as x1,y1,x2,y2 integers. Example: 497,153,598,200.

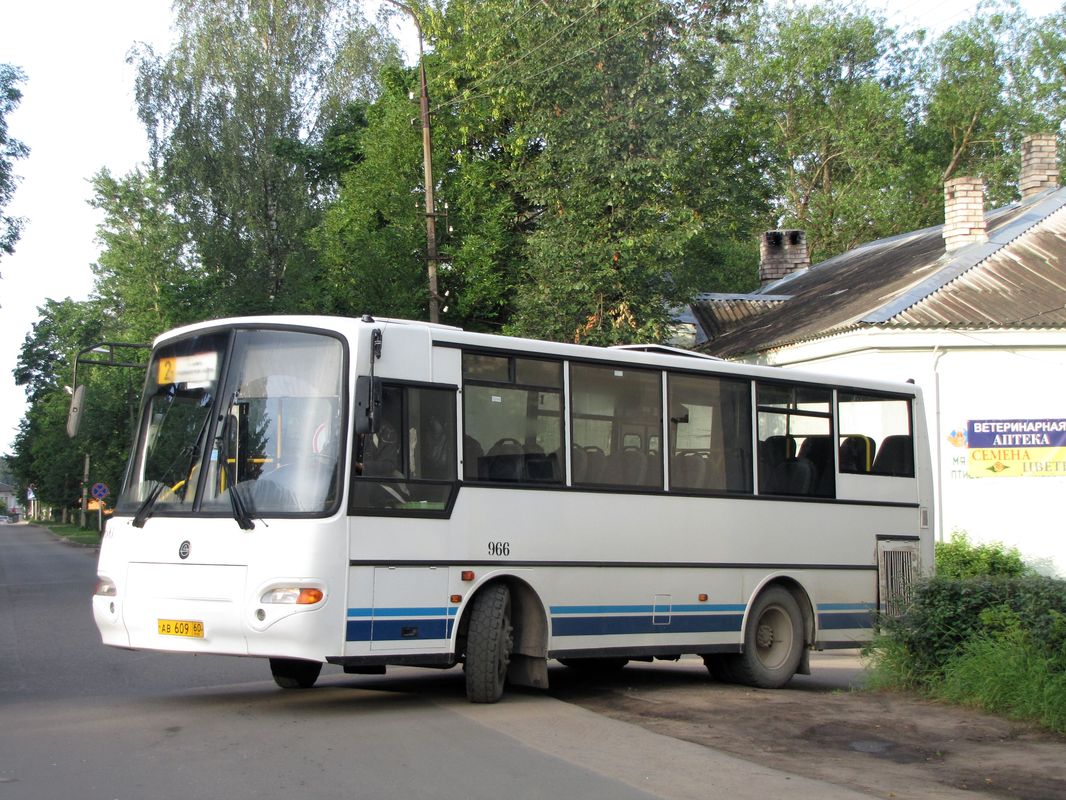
132,481,167,528
131,394,214,529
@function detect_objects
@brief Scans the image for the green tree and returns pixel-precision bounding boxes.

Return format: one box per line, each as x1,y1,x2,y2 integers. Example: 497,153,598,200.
1026,7,1066,148
914,1,1065,210
916,2,1032,208
1,63,29,259
14,299,106,403
424,0,745,344
311,68,429,319
90,167,208,341
12,297,145,513
716,4,921,261
132,0,397,314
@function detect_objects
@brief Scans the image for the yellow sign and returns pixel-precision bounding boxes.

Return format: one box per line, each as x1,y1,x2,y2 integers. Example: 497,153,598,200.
967,446,1066,478
157,357,177,384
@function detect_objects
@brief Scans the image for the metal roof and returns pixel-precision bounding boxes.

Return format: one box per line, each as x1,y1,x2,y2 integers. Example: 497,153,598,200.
694,187,1066,358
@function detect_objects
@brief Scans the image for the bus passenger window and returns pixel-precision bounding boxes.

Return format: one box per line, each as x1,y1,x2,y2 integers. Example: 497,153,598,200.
350,384,457,515
462,353,563,484
756,383,833,498
570,364,662,490
667,373,752,494
838,392,914,478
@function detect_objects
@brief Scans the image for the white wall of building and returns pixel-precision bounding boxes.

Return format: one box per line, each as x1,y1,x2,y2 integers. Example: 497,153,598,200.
753,328,1066,576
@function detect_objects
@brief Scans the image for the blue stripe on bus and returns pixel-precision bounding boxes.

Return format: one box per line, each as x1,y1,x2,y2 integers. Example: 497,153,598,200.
344,602,873,641
551,613,744,637
346,618,456,642
550,603,747,615
346,607,459,617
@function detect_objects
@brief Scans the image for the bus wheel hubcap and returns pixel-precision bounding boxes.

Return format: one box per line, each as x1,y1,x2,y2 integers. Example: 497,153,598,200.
757,624,774,649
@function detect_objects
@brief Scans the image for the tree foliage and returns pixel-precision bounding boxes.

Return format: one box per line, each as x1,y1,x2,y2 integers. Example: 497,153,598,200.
311,68,429,319
914,1,1060,209
90,168,208,341
10,298,132,510
716,5,925,260
132,0,397,313
0,63,29,259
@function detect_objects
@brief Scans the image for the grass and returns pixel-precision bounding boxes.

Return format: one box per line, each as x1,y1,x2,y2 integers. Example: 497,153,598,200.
937,629,1066,733
30,519,103,547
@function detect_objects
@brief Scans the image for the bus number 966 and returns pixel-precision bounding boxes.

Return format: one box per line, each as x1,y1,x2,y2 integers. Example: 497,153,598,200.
487,541,510,557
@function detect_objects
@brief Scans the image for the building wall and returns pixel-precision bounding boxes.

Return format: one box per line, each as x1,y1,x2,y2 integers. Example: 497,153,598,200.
751,328,1066,576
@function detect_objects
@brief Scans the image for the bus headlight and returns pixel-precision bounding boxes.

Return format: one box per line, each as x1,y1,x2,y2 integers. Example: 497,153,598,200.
260,586,324,605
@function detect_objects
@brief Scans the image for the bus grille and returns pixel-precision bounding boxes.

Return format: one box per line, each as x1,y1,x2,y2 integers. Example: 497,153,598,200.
877,540,920,618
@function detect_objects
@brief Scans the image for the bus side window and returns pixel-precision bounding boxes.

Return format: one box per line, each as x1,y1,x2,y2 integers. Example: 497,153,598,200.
667,373,752,494
462,353,564,485
756,383,833,498
838,392,914,478
570,364,662,490
350,384,457,515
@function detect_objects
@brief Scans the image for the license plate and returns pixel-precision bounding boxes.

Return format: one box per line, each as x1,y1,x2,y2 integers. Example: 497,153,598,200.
157,619,204,638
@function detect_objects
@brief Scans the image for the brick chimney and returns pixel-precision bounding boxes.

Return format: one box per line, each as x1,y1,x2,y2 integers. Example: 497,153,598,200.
1019,133,1059,199
759,229,809,286
943,177,987,252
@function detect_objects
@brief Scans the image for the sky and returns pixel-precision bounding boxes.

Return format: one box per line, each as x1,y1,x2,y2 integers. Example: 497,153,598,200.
0,0,1062,456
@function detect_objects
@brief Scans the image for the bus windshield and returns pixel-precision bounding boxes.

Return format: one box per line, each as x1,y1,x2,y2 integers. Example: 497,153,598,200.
118,328,346,519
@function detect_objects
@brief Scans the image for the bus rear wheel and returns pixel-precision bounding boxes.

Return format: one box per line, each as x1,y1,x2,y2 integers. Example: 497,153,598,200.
729,587,804,689
465,584,513,703
269,657,322,689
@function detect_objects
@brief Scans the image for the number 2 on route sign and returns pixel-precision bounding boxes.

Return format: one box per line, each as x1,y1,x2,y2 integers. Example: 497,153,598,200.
91,482,109,501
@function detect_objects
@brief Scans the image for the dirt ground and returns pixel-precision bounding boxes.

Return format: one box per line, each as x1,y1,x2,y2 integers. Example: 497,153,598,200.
545,652,1066,800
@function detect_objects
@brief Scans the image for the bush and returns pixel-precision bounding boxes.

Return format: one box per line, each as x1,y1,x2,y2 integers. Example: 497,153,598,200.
866,574,1066,732
935,531,1029,579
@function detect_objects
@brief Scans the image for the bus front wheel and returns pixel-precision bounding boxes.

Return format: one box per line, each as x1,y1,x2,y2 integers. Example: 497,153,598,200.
269,657,322,689
465,584,513,703
729,587,804,689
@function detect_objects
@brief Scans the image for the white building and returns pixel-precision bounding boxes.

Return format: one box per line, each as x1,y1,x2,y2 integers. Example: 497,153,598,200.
687,134,1066,574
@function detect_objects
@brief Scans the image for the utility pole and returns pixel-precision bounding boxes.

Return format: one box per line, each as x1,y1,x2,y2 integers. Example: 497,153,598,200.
79,453,89,529
385,1,440,324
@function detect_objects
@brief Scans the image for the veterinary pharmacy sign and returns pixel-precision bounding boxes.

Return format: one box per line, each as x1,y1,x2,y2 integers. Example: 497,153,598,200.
966,419,1066,477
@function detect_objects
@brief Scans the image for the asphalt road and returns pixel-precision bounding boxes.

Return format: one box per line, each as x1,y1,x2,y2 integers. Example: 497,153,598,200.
0,522,876,800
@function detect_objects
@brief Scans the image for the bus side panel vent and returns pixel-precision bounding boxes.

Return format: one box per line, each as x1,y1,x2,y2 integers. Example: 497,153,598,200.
877,539,919,618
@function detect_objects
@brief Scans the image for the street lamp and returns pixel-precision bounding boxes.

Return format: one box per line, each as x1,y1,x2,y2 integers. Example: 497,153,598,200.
383,0,441,324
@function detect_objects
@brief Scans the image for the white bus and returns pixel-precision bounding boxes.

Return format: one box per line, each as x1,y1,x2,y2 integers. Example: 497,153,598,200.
94,315,933,702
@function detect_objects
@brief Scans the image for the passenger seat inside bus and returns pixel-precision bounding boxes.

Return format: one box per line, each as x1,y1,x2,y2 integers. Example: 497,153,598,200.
797,435,835,496
871,435,914,477
839,434,876,473
760,435,816,496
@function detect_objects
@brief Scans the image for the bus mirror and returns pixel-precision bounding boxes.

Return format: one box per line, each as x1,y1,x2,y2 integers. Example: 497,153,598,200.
355,376,381,435
66,384,86,438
